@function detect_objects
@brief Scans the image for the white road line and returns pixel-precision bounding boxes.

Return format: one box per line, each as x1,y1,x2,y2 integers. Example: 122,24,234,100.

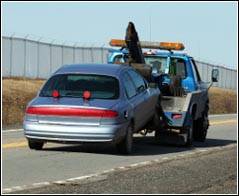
32,182,50,186
2,143,236,194
2,129,23,133
209,113,237,117
53,180,66,184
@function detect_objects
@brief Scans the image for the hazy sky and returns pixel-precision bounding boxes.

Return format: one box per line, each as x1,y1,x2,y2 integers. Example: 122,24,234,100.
2,1,238,68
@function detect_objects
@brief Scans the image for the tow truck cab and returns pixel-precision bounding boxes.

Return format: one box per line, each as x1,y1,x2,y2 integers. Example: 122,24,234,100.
108,49,208,94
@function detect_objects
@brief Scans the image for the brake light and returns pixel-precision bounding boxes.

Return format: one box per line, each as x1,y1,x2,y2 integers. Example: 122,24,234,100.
83,91,91,100
26,107,118,118
52,90,60,98
172,113,182,119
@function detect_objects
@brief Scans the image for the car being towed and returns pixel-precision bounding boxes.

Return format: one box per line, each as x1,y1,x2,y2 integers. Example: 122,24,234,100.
24,63,160,154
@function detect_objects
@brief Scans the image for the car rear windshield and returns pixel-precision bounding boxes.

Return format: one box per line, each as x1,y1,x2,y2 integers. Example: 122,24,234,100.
40,74,119,99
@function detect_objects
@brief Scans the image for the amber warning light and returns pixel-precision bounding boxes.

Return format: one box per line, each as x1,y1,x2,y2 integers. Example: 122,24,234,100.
109,39,185,51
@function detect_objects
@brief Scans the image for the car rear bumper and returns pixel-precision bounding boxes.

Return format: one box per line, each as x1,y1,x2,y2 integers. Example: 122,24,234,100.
23,120,128,143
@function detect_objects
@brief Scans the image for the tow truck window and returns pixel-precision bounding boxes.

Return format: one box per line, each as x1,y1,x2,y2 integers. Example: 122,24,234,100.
169,58,186,78
144,56,168,74
113,55,129,64
191,59,202,82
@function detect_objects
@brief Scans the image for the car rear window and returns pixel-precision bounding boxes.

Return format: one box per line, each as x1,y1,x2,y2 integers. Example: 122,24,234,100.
40,74,119,99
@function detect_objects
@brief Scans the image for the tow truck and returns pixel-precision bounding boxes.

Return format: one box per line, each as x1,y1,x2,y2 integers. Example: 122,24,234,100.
108,22,219,145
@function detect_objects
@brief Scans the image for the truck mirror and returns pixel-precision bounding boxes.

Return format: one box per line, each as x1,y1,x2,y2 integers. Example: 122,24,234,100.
151,66,160,78
149,82,158,88
211,69,219,82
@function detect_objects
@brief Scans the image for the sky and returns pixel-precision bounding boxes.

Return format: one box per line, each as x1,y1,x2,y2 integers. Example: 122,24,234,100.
2,1,238,69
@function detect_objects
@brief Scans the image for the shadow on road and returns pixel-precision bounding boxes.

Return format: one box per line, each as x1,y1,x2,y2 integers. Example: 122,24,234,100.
42,136,237,156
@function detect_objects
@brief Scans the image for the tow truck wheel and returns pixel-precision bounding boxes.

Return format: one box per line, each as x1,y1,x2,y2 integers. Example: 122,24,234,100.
185,122,193,146
28,139,44,150
116,124,133,154
193,111,209,142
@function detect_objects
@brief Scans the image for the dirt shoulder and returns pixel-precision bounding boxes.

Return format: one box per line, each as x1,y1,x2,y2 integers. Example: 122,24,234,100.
2,78,237,128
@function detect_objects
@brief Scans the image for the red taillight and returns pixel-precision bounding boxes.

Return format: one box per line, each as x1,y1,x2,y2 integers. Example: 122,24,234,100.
172,113,182,119
52,90,60,98
26,107,118,118
83,91,91,100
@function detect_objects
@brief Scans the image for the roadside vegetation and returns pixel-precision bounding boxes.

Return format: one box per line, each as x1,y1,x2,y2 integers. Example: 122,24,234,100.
2,78,237,128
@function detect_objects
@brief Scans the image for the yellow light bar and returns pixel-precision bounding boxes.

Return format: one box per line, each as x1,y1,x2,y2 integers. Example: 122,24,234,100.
109,39,126,47
109,39,185,51
159,42,185,51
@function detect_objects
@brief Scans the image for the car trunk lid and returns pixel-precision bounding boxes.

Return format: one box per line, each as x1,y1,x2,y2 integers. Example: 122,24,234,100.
26,97,118,126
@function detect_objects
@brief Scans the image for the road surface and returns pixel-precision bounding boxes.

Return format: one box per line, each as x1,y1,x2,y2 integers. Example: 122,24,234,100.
2,114,237,194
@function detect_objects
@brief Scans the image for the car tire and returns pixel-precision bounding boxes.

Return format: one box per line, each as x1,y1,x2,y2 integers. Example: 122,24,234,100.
28,139,44,150
116,124,133,154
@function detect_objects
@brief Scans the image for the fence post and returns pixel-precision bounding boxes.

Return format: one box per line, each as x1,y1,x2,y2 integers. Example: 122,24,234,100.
9,33,15,77
91,44,94,63
73,42,78,63
62,42,66,65
101,44,105,63
82,46,85,63
50,40,55,76
23,34,29,78
37,37,42,79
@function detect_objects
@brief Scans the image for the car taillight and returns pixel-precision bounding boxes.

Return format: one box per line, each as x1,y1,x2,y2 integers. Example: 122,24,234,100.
26,107,118,118
172,113,182,119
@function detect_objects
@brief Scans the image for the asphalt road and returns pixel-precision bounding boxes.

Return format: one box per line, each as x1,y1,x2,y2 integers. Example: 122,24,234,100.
2,114,237,194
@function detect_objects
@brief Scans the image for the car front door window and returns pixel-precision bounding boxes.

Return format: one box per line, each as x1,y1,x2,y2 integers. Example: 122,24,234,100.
127,70,146,94
122,72,137,99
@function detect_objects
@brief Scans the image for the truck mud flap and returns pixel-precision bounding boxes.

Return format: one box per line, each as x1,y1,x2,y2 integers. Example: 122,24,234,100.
155,131,188,146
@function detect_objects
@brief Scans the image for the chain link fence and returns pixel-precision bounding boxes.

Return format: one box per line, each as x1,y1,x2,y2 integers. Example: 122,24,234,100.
2,36,237,90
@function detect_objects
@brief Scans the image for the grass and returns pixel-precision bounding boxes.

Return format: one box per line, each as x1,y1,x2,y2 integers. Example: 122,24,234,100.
208,87,237,114
2,78,237,128
2,78,45,128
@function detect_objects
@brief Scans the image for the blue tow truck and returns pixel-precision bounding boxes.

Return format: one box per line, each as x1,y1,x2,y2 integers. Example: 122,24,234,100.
108,40,219,146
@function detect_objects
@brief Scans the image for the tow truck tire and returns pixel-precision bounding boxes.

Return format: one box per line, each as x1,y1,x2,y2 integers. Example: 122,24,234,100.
28,139,44,150
185,121,193,146
193,111,209,142
116,125,133,154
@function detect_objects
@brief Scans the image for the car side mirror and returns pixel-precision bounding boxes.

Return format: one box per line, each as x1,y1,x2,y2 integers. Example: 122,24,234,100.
137,85,145,93
211,69,219,82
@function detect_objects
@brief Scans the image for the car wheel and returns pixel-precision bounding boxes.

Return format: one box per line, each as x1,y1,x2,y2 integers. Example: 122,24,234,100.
116,124,133,154
28,139,44,150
